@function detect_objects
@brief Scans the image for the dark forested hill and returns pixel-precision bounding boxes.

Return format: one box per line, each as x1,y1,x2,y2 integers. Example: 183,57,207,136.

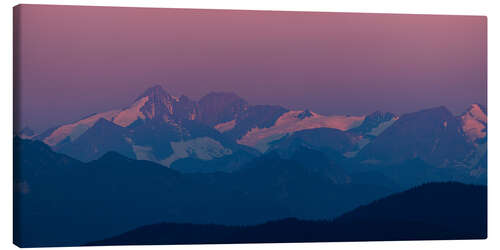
88,182,486,246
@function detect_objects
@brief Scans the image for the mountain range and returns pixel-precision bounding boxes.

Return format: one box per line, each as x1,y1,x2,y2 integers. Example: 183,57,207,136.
19,85,486,178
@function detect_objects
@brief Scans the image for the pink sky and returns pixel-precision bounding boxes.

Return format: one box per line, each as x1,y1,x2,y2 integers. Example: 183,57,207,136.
14,5,486,131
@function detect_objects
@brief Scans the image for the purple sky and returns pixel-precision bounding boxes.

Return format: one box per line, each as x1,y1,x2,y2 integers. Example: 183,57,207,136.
15,5,487,132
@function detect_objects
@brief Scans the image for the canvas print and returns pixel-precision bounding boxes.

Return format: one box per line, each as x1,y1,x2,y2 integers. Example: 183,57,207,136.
13,4,487,247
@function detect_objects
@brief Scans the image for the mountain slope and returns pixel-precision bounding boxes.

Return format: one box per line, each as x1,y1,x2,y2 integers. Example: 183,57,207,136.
222,105,290,142
56,118,136,161
198,92,249,127
357,106,474,167
348,111,397,135
235,110,364,152
43,109,121,146
268,127,357,156
87,182,486,246
170,150,258,173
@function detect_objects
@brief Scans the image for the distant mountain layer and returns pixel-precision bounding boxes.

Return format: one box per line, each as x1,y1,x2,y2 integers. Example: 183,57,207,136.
13,137,397,247
88,182,486,245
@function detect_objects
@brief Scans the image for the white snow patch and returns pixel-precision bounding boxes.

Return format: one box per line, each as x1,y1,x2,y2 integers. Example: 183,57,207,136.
129,137,232,167
343,138,370,158
43,110,120,146
160,137,232,166
238,110,365,148
112,96,149,127
214,120,236,133
43,97,149,146
344,117,398,158
366,117,398,136
343,151,359,158
460,104,487,143
19,134,35,140
125,137,158,162
132,145,157,162
252,133,287,153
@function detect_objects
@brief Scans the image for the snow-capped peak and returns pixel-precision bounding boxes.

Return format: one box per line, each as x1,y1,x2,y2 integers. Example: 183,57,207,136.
135,85,198,122
237,110,365,151
111,85,179,127
136,85,171,101
112,96,149,127
467,104,486,122
43,109,121,146
460,103,487,143
41,85,200,146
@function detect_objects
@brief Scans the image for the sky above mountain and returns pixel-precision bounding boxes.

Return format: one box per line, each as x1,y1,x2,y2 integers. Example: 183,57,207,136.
15,5,486,132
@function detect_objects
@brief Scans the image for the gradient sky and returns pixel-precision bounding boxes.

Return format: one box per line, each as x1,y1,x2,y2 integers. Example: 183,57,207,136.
15,5,487,132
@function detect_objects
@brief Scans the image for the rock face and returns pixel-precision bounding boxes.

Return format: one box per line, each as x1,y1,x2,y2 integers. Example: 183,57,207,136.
133,85,199,123
357,106,474,167
55,118,136,162
197,92,249,127
349,111,397,135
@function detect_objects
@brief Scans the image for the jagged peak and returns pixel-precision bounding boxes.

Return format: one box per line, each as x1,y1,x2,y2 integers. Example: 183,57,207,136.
365,111,397,121
297,109,314,120
466,103,487,116
136,85,171,101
